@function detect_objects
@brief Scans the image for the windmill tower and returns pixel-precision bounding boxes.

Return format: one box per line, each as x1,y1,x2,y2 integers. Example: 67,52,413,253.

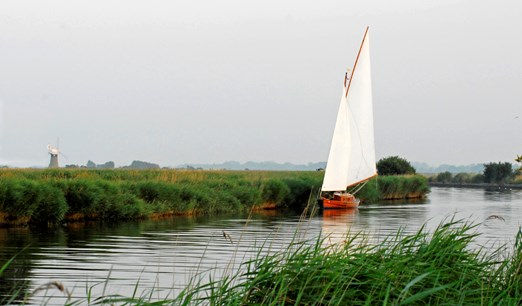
47,144,60,168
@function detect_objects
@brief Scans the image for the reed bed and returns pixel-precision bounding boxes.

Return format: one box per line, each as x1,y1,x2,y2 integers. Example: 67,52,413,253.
356,175,429,202
0,169,322,226
166,219,522,305
0,169,429,226
7,219,520,305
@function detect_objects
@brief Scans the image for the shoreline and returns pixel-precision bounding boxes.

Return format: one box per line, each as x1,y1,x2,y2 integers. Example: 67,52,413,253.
0,169,429,227
429,182,522,190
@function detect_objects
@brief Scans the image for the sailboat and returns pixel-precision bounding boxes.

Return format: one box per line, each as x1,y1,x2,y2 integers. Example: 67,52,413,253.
318,27,377,209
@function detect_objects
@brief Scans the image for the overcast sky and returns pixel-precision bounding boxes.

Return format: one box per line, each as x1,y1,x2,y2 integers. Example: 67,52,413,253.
1,0,521,168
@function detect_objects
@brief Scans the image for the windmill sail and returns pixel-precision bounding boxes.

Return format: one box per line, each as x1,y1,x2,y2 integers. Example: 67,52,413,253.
322,27,377,192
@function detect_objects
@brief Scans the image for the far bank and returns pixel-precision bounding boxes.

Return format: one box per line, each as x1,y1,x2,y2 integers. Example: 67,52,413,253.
0,169,429,227
429,181,522,189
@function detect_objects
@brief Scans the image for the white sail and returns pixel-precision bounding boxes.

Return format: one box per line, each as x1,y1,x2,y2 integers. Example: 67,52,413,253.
322,28,376,192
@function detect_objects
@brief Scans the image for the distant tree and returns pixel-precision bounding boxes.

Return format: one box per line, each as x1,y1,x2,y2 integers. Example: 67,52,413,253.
97,161,115,169
471,174,485,183
377,156,416,176
452,172,472,184
436,171,452,183
451,173,460,183
86,160,96,169
483,162,513,184
125,160,160,169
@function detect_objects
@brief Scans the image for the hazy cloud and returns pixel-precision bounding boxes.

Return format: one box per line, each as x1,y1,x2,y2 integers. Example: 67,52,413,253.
1,0,521,167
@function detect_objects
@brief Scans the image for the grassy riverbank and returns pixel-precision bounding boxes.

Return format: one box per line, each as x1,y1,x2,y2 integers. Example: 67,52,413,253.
0,169,429,226
358,175,430,201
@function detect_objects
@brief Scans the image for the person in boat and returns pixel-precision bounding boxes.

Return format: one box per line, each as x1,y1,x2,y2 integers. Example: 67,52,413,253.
323,192,334,200
344,68,351,87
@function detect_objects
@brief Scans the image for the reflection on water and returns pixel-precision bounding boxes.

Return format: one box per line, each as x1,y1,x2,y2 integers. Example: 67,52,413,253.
320,209,358,245
1,187,521,304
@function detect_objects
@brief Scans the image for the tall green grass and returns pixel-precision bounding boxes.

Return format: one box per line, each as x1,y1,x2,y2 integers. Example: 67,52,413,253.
9,219,520,305
182,219,522,305
0,169,324,226
358,175,430,202
0,169,428,226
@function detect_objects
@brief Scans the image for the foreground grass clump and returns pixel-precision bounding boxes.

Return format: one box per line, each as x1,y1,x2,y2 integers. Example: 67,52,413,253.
190,220,521,305
21,220,520,305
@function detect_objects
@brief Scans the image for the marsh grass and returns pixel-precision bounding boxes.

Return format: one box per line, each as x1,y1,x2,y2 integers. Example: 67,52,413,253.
0,169,323,226
180,219,522,305
0,169,428,226
40,220,522,305
358,175,430,201
3,216,521,305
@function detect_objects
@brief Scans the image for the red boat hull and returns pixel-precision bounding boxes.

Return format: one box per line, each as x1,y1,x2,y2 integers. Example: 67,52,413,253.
319,193,360,209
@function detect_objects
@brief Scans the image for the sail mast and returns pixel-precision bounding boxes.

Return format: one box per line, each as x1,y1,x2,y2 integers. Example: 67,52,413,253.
345,26,370,98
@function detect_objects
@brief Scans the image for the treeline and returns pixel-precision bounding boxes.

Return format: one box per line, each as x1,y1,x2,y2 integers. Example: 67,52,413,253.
429,161,522,184
66,160,159,169
178,161,327,171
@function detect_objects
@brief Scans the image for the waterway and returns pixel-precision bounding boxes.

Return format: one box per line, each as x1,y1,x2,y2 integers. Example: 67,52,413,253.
1,187,521,304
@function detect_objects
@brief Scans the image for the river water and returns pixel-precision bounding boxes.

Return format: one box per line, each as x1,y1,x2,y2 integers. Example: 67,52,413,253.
1,187,521,304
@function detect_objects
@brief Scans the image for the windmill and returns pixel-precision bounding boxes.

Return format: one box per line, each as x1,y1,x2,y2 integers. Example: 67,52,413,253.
47,139,65,168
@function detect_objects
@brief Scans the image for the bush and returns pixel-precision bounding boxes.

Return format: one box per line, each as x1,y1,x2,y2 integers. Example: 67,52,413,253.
435,171,452,183
377,156,416,176
431,172,487,184
453,172,472,184
483,162,513,184
471,174,485,183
